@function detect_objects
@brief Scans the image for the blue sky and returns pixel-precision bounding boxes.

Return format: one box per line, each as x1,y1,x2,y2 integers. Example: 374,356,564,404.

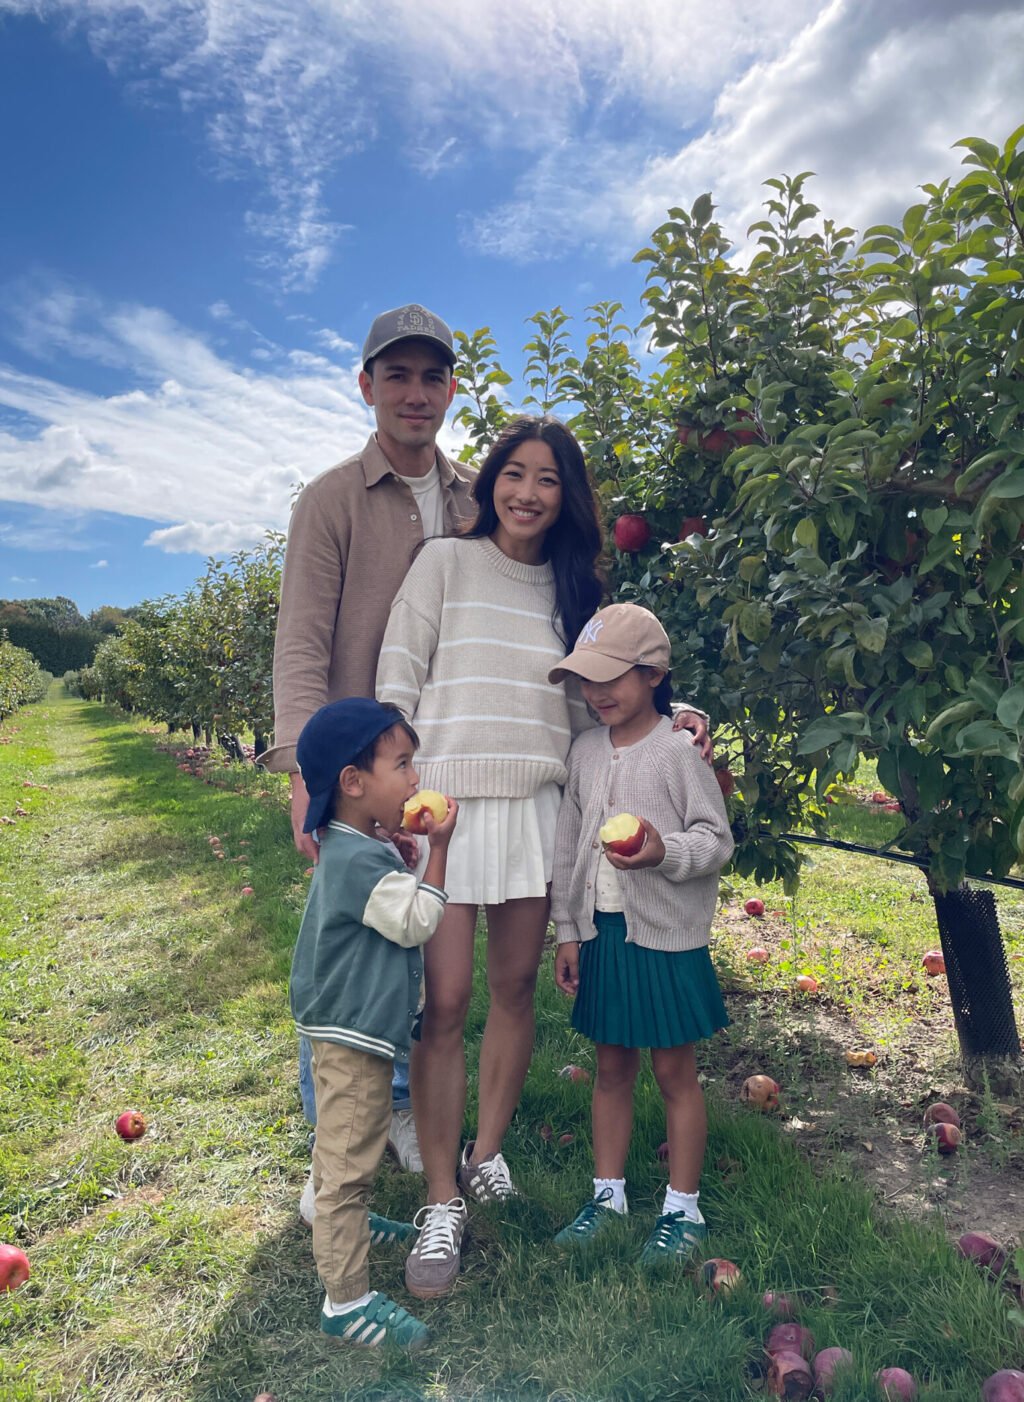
1,0,1021,614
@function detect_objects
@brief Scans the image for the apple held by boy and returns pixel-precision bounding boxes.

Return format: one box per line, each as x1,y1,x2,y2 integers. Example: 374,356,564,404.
599,812,646,857
401,789,449,834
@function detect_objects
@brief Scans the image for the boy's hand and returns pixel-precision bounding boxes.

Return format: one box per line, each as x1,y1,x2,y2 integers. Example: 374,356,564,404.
421,795,458,847
386,829,420,868
554,942,580,996
672,709,713,764
603,818,666,870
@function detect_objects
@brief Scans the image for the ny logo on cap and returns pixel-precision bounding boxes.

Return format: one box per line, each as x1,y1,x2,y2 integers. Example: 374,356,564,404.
578,617,605,645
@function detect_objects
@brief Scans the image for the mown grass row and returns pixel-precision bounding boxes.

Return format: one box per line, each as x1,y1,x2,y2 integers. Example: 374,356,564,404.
0,691,1021,1400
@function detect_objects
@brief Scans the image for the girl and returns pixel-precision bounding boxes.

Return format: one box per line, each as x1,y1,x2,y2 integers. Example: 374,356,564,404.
376,416,709,1299
549,602,734,1263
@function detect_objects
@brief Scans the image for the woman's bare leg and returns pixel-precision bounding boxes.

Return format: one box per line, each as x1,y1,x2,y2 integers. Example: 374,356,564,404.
470,895,549,1162
411,902,477,1203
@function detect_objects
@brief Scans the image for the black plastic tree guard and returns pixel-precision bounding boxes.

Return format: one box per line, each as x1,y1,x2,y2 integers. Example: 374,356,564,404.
931,885,1022,1074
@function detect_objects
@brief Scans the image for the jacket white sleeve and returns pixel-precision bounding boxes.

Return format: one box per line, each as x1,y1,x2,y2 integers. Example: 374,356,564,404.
362,871,448,948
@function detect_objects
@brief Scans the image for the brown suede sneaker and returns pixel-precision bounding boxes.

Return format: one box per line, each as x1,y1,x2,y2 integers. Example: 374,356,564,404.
456,1141,516,1204
404,1197,468,1299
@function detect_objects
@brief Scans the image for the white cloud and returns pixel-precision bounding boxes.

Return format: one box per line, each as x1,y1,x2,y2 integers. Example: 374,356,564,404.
90,559,109,568
8,575,38,584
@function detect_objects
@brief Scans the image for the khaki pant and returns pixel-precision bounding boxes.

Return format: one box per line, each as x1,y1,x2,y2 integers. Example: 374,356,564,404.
311,1038,393,1301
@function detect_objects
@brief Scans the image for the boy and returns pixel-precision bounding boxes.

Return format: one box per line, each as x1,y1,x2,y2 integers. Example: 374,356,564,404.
291,697,457,1349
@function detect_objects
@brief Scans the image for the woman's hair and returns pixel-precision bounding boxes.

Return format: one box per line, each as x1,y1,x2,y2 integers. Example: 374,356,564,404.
464,414,606,645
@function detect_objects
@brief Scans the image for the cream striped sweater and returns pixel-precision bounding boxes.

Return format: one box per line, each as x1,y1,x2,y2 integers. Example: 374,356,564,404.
376,536,590,798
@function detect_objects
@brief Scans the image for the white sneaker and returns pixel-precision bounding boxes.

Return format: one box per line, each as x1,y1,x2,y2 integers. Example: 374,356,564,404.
299,1173,316,1228
387,1108,424,1173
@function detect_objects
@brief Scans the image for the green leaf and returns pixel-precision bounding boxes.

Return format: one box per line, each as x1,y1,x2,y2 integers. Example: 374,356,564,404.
903,641,933,670
793,517,819,551
921,506,948,535
854,617,888,654
796,717,846,754
996,684,1024,729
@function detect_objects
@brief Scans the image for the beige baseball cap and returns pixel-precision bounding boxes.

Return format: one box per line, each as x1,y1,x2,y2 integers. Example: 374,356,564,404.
549,603,671,684
362,303,456,369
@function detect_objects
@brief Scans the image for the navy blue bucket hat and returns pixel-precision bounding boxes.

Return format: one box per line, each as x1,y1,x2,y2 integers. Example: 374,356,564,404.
296,698,405,834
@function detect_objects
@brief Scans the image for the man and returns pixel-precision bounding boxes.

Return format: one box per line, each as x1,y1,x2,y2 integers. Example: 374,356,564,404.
261,304,478,1216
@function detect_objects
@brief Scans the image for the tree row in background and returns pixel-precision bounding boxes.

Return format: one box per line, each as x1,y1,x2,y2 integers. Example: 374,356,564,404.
0,597,131,676
0,637,52,720
65,537,283,755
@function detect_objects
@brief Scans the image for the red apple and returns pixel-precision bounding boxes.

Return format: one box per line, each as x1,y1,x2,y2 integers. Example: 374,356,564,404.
746,946,770,964
812,1347,854,1395
762,1290,797,1318
765,1351,814,1399
538,1123,554,1142
613,514,651,553
744,897,765,917
702,1257,742,1293
795,975,818,994
557,1132,575,1146
679,515,710,540
766,1323,815,1360
921,949,946,977
0,1244,30,1292
870,791,889,804
656,1140,670,1162
115,1110,147,1141
599,812,646,857
922,1102,960,1130
401,789,449,834
956,1231,1008,1276
740,1074,780,1110
876,1368,917,1400
676,424,696,448
253,1394,279,1402
926,1121,961,1155
558,1064,591,1084
982,1372,1024,1402
700,427,733,456
714,766,736,797
241,885,254,896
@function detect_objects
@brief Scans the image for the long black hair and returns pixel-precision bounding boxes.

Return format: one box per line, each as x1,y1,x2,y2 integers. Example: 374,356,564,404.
464,415,606,646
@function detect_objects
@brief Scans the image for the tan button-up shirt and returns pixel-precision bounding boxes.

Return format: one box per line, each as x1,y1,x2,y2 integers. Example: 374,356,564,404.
262,434,477,772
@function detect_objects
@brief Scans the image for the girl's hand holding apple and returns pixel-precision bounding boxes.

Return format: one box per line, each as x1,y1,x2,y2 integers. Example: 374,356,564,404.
603,817,666,870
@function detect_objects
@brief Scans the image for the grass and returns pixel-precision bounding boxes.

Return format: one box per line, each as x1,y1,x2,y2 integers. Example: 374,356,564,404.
1,690,1022,1400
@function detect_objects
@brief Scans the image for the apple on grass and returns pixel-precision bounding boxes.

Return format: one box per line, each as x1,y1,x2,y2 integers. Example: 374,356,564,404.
795,975,818,994
740,1074,780,1110
876,1368,917,1400
922,1102,960,1130
115,1110,147,1141
746,946,770,964
599,812,645,857
921,949,946,977
557,1064,591,1084
0,1244,30,1292
982,1372,1024,1402
702,1258,741,1293
926,1121,961,1155
401,790,448,834
744,897,765,917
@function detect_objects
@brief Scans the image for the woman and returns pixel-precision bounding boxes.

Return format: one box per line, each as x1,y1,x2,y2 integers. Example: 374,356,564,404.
376,414,708,1300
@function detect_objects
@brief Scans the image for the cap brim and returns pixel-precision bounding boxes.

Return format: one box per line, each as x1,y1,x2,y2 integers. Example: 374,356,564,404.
548,652,635,685
363,334,456,369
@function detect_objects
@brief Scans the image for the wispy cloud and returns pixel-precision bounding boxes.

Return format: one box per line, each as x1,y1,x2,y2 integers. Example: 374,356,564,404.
89,558,109,568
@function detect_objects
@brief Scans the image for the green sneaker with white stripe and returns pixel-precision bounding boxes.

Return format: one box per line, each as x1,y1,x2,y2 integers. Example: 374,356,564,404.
368,1210,416,1246
554,1188,621,1246
639,1211,707,1265
320,1291,429,1350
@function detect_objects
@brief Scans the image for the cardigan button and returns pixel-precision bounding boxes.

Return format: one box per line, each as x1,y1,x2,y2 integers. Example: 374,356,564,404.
410,513,418,521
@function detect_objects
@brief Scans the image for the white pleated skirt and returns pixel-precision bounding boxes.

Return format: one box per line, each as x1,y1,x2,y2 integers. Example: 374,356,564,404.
415,781,562,906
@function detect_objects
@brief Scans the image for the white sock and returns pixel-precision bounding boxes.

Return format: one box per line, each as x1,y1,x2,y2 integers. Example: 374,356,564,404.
663,1186,703,1222
593,1177,627,1213
323,1289,374,1316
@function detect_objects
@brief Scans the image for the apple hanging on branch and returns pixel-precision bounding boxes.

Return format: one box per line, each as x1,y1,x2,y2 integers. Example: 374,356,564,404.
612,514,651,553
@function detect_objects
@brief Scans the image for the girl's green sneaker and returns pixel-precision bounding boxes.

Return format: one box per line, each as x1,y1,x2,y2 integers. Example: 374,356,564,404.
639,1211,707,1265
367,1211,416,1245
320,1291,429,1350
554,1188,621,1246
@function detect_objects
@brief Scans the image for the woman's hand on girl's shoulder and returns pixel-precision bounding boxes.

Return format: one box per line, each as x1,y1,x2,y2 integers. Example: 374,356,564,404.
603,818,666,871
671,709,713,764
554,941,580,996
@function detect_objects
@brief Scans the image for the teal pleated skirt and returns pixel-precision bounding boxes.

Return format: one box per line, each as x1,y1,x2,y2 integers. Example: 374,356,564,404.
571,911,729,1049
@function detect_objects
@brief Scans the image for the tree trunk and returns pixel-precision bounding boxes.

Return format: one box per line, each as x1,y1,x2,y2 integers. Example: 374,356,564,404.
928,880,1022,1091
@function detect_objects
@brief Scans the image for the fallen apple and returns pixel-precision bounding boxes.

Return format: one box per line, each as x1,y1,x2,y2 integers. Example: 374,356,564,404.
740,1074,780,1111
844,1050,877,1068
765,1350,814,1399
538,1123,553,1142
0,1244,30,1292
241,885,254,896
982,1372,1024,1402
115,1110,147,1141
612,514,651,554
921,949,946,977
956,1230,1008,1276
812,1347,853,1395
766,1323,815,1360
876,1368,917,1400
762,1290,796,1318
401,789,449,834
702,1257,742,1293
599,812,646,857
795,975,818,994
922,1102,960,1130
746,946,771,964
870,791,889,804
744,897,765,917
558,1064,591,1083
557,1132,575,1146
927,1121,961,1155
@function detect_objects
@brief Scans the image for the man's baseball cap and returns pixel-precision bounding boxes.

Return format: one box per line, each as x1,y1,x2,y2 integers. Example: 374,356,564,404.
361,303,456,370
296,698,408,833
548,603,671,684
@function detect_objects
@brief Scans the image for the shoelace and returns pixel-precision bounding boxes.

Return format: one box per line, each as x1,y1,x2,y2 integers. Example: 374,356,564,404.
648,1210,697,1251
473,1151,513,1198
568,1191,615,1234
412,1198,466,1260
